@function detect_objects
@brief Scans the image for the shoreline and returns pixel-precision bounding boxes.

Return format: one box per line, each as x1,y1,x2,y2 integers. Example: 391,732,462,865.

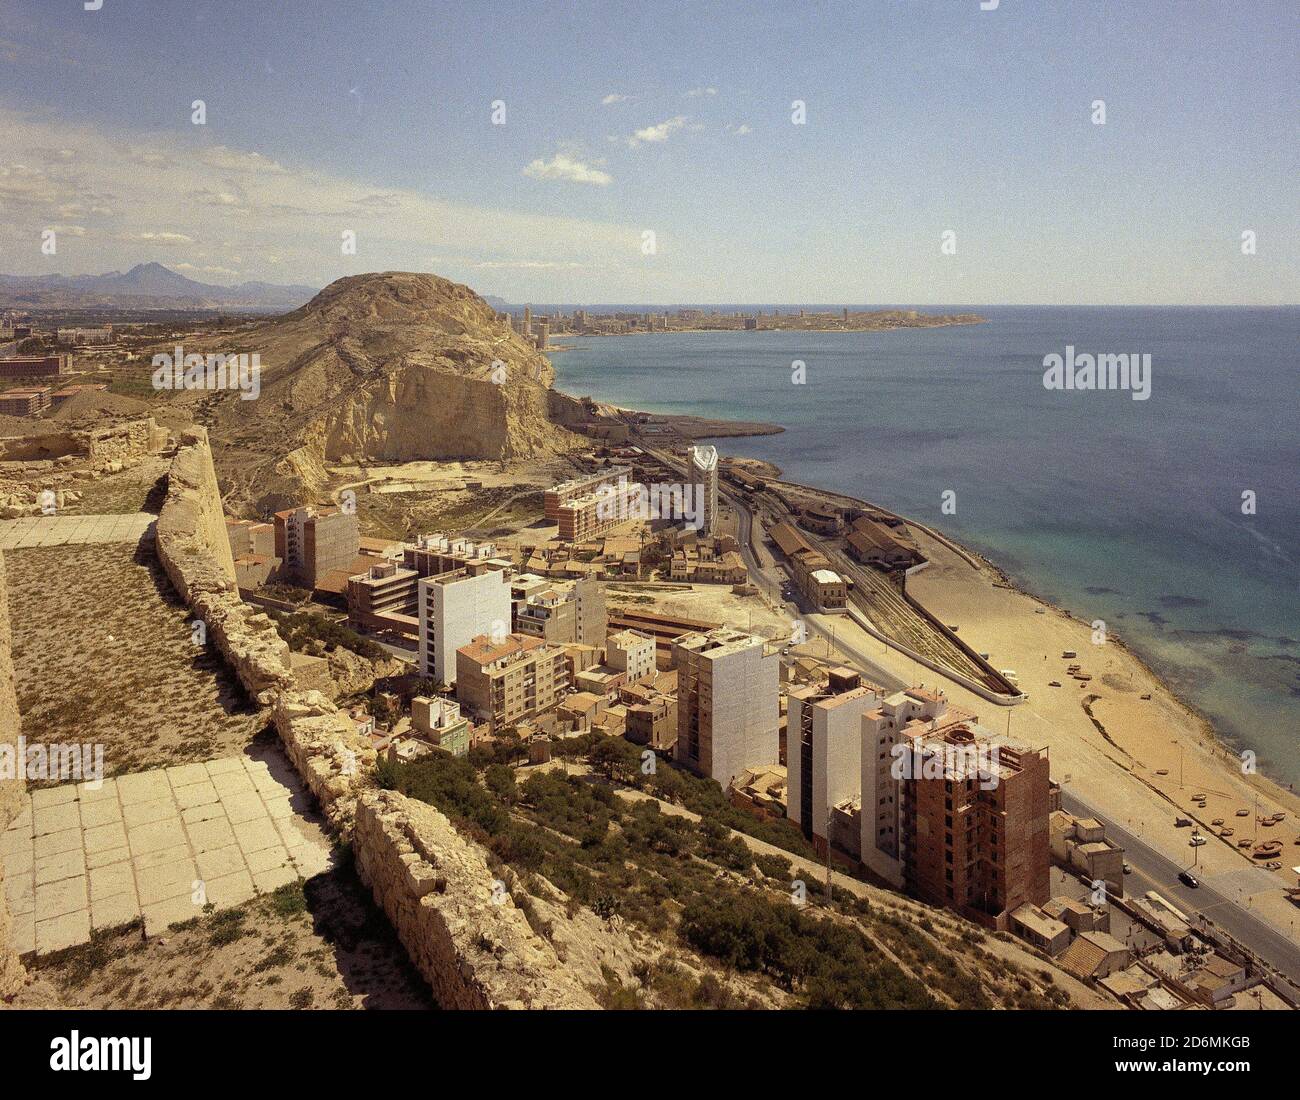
572,393,1300,910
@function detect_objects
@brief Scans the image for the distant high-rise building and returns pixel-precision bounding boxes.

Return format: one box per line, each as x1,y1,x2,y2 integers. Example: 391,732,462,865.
535,318,550,349
523,305,532,336
673,628,778,786
687,444,719,535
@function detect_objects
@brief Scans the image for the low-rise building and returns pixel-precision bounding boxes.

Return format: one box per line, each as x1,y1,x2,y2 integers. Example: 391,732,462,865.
845,516,921,571
410,695,470,757
605,628,656,685
767,521,847,612
625,694,676,751
1010,902,1072,957
1050,810,1125,894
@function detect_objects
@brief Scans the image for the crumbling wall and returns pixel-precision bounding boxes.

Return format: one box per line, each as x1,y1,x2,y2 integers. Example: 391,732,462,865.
153,431,598,1008
155,428,293,700
0,552,28,998
354,791,599,1009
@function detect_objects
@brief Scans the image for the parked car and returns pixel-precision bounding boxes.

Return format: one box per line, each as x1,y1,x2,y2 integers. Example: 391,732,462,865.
1178,870,1200,889
1189,834,1206,847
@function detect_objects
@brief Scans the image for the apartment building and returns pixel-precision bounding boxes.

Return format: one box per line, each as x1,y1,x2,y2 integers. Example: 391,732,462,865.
417,567,512,686
514,575,606,646
543,466,631,521
273,505,360,588
56,325,114,347
605,628,656,685
673,627,779,786
861,686,958,867
898,724,1051,930
455,633,569,730
0,355,72,379
556,480,645,541
0,387,51,416
347,560,421,633
787,668,884,857
687,444,719,535
402,534,506,578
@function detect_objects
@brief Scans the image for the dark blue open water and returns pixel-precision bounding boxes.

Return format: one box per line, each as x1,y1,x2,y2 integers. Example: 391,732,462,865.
549,307,1300,786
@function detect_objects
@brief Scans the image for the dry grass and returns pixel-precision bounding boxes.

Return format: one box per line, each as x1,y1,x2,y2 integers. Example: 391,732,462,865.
27,866,434,1010
61,456,170,516
6,539,261,777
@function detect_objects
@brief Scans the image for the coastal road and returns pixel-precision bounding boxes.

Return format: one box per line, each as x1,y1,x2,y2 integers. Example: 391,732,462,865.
1061,791,1300,992
648,437,1300,986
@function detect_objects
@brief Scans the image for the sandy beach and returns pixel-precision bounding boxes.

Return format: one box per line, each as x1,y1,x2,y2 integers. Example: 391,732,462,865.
802,519,1300,943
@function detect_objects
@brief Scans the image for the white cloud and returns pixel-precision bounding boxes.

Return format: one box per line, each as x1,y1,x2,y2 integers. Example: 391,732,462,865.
174,262,240,279
627,116,688,147
727,123,753,136
522,152,612,186
123,231,195,244
474,260,586,270
0,104,643,292
684,86,718,98
601,93,629,105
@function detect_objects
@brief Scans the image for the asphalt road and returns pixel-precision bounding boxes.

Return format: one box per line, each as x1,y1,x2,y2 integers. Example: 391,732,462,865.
727,477,1300,988
1062,791,1300,991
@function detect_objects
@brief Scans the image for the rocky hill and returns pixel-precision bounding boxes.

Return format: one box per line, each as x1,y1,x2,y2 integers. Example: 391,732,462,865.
175,272,581,513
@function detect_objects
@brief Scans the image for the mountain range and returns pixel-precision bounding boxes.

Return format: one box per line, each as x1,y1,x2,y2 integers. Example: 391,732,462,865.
0,263,319,312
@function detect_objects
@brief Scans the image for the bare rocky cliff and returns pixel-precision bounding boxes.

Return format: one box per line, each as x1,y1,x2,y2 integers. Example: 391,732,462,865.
179,272,581,512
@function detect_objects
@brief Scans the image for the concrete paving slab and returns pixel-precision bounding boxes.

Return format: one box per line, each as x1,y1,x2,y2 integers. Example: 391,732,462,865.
9,747,333,956
195,845,247,882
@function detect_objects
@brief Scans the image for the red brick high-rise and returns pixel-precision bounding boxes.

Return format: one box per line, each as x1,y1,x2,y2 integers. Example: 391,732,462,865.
899,725,1050,931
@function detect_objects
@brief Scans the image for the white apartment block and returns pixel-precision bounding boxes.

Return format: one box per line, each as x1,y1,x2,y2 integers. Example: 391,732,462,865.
417,568,512,686
674,627,778,786
787,674,885,847
860,686,953,885
606,629,655,685
688,444,719,535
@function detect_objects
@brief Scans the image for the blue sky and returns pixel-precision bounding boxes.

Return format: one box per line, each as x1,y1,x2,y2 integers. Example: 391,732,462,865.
0,0,1295,303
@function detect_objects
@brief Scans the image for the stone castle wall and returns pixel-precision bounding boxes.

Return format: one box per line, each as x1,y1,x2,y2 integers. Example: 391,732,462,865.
154,431,597,1008
0,552,29,999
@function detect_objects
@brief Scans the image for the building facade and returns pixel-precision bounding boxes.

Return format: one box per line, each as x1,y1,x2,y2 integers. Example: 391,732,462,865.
673,627,779,786
417,568,512,686
454,633,569,730
687,444,719,535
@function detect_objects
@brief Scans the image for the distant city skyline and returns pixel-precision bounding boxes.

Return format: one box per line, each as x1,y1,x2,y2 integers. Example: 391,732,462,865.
0,0,1295,305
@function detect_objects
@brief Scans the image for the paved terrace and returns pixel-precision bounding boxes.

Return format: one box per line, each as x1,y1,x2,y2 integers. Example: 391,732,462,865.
3,748,333,956
0,513,156,549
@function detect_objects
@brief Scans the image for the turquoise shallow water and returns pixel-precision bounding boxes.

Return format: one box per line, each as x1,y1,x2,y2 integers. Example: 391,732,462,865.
549,307,1300,787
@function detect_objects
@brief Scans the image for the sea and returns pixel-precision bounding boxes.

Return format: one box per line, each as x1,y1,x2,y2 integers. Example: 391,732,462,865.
548,306,1300,788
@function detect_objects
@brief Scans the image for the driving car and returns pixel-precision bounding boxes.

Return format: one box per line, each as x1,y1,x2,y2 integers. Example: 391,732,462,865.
1178,870,1200,889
